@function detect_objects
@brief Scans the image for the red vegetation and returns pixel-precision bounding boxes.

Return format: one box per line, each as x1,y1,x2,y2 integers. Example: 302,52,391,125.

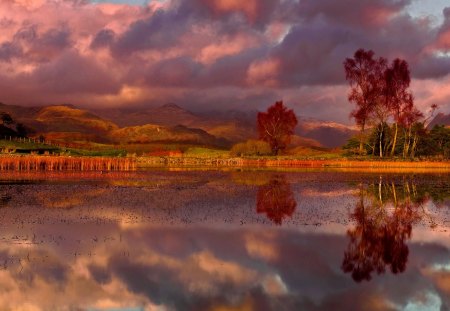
256,175,297,225
0,156,136,171
344,49,424,157
257,101,298,155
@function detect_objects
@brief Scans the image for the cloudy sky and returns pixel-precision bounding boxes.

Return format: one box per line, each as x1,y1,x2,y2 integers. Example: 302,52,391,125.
0,0,450,123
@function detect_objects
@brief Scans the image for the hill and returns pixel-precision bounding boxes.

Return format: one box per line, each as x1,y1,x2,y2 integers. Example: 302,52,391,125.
296,117,357,148
35,105,118,133
96,105,355,148
109,124,229,147
0,102,357,149
428,113,450,129
93,103,200,127
0,103,230,148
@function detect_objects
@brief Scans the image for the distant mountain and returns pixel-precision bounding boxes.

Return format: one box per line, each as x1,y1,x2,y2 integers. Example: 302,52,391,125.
110,124,229,147
36,105,119,133
428,113,450,129
94,106,257,144
94,105,356,148
0,102,43,130
188,110,356,148
93,103,200,127
0,103,230,147
296,117,357,148
0,102,358,149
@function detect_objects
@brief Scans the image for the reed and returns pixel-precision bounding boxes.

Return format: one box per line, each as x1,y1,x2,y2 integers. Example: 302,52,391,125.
0,155,136,171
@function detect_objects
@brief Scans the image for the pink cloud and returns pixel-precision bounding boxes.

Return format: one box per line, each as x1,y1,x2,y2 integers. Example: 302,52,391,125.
0,0,448,123
204,0,258,21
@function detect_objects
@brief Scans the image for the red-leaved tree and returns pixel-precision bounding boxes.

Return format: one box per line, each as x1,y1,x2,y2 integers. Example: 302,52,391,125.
257,101,298,155
344,49,387,155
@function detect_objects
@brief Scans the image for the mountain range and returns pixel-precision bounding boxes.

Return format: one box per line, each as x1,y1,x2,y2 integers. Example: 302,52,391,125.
0,102,364,149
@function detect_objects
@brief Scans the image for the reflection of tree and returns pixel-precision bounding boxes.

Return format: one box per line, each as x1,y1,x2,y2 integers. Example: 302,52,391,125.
342,178,424,282
256,175,296,225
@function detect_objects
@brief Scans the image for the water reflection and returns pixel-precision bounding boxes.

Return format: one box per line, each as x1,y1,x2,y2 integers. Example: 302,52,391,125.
256,175,297,225
0,171,447,310
0,193,11,207
342,177,430,282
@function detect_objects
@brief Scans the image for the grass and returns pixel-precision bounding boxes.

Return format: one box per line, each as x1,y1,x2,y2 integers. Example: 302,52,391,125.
0,139,55,150
1,138,449,173
0,139,127,157
183,147,230,158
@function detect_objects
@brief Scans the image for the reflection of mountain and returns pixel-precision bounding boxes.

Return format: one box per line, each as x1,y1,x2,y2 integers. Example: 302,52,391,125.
342,178,427,282
256,175,297,225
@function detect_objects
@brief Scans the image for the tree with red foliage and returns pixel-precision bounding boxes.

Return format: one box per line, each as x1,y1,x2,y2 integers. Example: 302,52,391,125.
344,49,387,155
257,101,298,155
256,175,296,225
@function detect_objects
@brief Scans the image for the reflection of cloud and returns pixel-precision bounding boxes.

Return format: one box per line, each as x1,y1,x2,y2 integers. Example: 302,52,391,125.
0,223,448,310
245,232,278,261
262,274,288,296
0,172,448,309
422,266,450,307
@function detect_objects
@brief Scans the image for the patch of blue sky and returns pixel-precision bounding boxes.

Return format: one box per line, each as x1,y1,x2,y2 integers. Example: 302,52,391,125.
407,0,449,25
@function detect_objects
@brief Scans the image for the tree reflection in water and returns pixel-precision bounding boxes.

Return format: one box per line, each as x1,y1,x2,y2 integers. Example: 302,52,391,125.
342,177,427,282
256,175,297,225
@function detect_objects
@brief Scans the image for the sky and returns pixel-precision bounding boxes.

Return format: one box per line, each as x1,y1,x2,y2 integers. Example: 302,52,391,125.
0,0,450,123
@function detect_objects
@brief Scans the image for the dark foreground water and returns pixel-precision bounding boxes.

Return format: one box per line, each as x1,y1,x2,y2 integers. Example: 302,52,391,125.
0,169,449,311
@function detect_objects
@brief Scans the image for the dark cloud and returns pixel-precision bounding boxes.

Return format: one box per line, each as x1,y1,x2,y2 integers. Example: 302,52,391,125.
36,28,72,51
413,55,450,79
1,0,450,119
297,0,411,27
29,50,120,95
111,0,448,91
0,41,22,62
145,56,203,87
90,28,116,50
111,4,193,58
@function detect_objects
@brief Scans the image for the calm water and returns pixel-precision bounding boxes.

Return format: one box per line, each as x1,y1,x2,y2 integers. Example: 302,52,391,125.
0,170,449,311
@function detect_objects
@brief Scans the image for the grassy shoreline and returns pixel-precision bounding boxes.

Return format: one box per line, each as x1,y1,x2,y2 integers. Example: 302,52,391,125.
137,156,450,169
0,153,449,172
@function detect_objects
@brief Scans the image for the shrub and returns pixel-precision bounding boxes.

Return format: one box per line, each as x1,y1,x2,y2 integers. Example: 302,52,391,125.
230,140,272,157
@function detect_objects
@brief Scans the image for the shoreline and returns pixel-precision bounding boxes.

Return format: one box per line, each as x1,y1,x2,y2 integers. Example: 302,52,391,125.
0,154,449,172
137,156,450,169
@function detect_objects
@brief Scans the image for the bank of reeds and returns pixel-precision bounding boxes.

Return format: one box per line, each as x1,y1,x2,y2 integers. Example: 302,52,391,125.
0,155,136,171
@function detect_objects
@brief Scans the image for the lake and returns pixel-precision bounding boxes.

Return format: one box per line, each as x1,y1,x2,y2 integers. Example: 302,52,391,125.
0,169,448,310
